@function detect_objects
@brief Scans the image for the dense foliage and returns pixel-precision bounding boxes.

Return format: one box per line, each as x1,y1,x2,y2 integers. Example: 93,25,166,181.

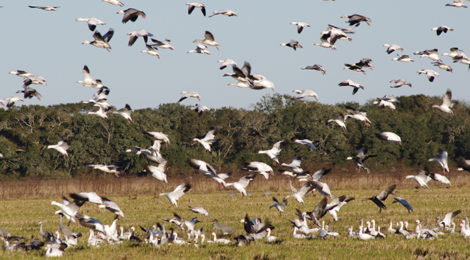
0,94,468,178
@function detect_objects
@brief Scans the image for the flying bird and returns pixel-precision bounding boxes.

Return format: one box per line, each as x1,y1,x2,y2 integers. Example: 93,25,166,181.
193,31,219,50
160,183,191,207
340,14,371,26
428,150,449,173
338,80,364,95
301,64,326,75
28,5,59,11
389,79,412,88
292,89,319,101
209,9,237,17
432,26,454,36
392,194,413,213
186,2,206,16
417,69,439,82
47,141,70,159
224,174,256,196
280,40,303,51
117,8,146,23
258,141,283,164
383,43,403,54
364,184,396,212
82,28,114,52
178,91,200,102
378,132,402,145
75,17,106,31
193,130,215,152
290,21,310,34
127,29,153,46
103,0,124,7
432,89,453,115
392,55,414,62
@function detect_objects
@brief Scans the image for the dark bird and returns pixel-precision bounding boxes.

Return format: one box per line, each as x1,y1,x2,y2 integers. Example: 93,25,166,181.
301,64,326,75
363,184,396,212
340,14,371,26
392,194,413,213
186,2,206,16
117,8,146,23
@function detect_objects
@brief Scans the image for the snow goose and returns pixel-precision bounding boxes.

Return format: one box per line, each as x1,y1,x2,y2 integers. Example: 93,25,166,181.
294,139,317,150
193,31,219,50
327,196,354,221
70,192,103,205
191,103,210,115
281,156,303,173
290,21,310,34
432,61,453,72
378,132,402,145
160,183,191,207
427,172,451,185
344,110,371,126
414,49,441,62
127,29,153,46
75,17,105,31
246,161,274,179
392,54,414,62
258,140,283,164
45,240,67,257
432,89,453,115
406,171,431,189
150,38,174,50
141,44,160,58
389,79,412,88
28,5,59,11
178,91,200,102
356,58,374,70
78,214,105,233
314,25,352,50
428,150,449,173
189,158,216,175
51,197,81,223
87,105,108,119
209,232,230,244
280,40,303,50
186,2,206,16
310,180,334,198
292,89,319,101
301,64,326,75
383,43,403,54
392,194,413,213
341,14,371,26
251,74,275,91
9,70,46,86
77,65,98,87
3,96,24,108
344,63,366,74
17,86,41,100
217,58,236,70
346,147,376,173
58,214,82,246
193,130,215,152
87,164,120,177
82,28,114,52
188,206,209,217
103,0,124,6
146,131,170,145
224,174,256,196
287,181,315,204
209,9,237,17
363,184,396,212
338,79,364,95
117,8,146,23
438,210,461,229
113,104,132,124
372,96,399,111
212,219,235,235
432,25,454,36
47,141,69,159
270,197,287,216
327,117,347,131
99,197,124,217
445,0,468,8
147,161,168,183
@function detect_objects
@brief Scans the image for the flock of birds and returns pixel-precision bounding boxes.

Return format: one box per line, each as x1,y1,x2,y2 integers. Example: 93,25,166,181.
1,0,470,257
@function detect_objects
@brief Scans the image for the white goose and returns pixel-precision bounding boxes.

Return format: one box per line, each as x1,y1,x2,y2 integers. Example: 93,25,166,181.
438,210,461,228
414,49,441,62
338,79,364,95
88,105,108,119
189,206,209,217
290,21,310,34
344,111,371,126
417,69,439,82
405,171,431,189
432,25,454,36
292,89,319,101
146,131,170,144
87,164,120,177
432,89,453,115
193,31,219,50
189,158,216,175
327,117,347,131
77,65,98,88
246,161,274,179
193,130,215,152
445,0,468,8
186,2,206,16
258,140,283,164
209,232,231,244
287,181,315,204
209,9,237,17
141,44,160,59
147,160,168,183
217,58,236,70
113,104,132,124
75,17,106,31
383,43,403,54
392,55,414,62
99,197,124,218
372,96,399,111
428,150,449,173
103,0,124,7
82,28,114,52
224,174,256,196
187,44,211,55
178,91,200,102
150,38,175,50
294,139,317,150
47,141,70,159
160,183,191,207
378,132,402,145
389,79,412,88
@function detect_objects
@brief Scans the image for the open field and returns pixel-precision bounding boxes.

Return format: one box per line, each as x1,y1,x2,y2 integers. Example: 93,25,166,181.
1,172,470,259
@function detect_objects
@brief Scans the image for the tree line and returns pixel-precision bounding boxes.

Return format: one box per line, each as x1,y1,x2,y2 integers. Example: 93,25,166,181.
0,94,468,178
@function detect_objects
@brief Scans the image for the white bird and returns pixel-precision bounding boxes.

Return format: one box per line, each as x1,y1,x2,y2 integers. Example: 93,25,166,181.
389,79,412,88
186,2,206,16
103,0,124,7
383,43,403,54
47,141,70,159
392,55,414,62
187,44,211,55
294,139,317,150
432,61,453,72
9,70,47,86
338,80,364,95
344,111,371,126
51,197,80,223
70,192,103,205
146,131,170,144
141,44,160,59
113,104,132,124
99,197,124,218
251,75,275,91
417,69,439,82
217,59,237,70
189,158,217,175
428,150,449,173
292,89,319,101
281,157,302,172
75,17,106,31
224,174,256,196
427,172,451,185
327,117,347,131
87,105,108,119
438,210,461,228
193,130,215,152
432,25,454,36
286,181,315,204
150,38,175,50
209,9,237,17
117,8,146,23
405,171,431,189
258,140,283,164
28,5,59,11
209,232,231,244
301,64,326,75
127,29,153,47
372,96,399,111
280,40,303,51
189,206,209,217
414,49,441,62
432,90,453,115
82,28,114,52
147,161,168,183
87,164,120,177
178,91,200,102
77,65,99,88
3,96,24,108
160,183,191,207
290,21,310,34
378,132,402,145
193,31,219,50
445,0,468,8
246,161,274,179
191,103,210,115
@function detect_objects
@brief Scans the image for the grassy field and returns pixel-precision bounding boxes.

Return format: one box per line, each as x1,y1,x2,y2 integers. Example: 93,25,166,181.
1,172,470,259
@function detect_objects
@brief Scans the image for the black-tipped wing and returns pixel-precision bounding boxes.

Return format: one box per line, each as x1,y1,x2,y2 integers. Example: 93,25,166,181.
376,184,396,201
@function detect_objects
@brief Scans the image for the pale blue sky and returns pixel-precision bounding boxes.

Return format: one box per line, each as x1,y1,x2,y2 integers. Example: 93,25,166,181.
1,0,469,110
